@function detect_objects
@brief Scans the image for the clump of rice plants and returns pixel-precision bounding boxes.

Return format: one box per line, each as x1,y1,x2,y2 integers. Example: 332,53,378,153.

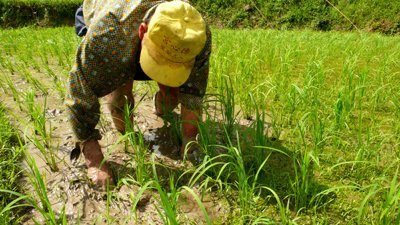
0,27,400,224
0,105,25,225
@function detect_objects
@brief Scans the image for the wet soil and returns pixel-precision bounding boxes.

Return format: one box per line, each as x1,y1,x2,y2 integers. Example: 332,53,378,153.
1,80,231,224
1,69,279,224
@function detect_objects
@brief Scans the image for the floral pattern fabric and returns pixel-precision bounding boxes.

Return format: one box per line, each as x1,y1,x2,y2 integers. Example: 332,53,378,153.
66,0,211,141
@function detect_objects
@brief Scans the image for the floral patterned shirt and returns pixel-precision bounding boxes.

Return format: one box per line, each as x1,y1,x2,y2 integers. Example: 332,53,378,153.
66,0,211,141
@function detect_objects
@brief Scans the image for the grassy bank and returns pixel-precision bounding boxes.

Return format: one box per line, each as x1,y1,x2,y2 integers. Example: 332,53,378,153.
1,0,400,34
0,0,81,27
193,0,400,34
0,27,399,224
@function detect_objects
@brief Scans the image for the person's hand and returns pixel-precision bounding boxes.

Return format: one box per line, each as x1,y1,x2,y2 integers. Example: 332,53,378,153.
81,140,114,189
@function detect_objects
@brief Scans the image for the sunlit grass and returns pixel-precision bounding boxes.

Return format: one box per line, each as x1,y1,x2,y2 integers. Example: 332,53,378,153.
0,105,25,225
0,26,399,224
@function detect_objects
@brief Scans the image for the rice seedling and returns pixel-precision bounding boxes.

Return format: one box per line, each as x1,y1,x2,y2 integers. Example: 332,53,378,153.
1,73,23,110
14,61,48,96
357,164,400,224
1,26,400,224
151,155,179,225
180,186,212,224
1,149,67,225
122,97,152,185
125,180,153,224
24,151,66,224
24,89,58,171
0,105,25,225
217,76,239,141
289,114,320,211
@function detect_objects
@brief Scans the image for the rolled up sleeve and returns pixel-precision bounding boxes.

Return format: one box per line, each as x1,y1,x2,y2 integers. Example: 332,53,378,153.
65,48,102,141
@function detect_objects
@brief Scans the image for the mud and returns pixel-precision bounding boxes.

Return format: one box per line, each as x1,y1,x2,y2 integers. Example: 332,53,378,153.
1,70,279,224
4,89,228,224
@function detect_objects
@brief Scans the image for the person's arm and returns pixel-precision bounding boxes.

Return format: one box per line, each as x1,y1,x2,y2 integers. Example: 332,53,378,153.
179,25,212,155
66,64,102,142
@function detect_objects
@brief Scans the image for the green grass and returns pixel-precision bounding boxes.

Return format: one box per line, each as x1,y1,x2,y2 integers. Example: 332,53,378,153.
0,26,399,224
0,104,25,225
1,0,81,3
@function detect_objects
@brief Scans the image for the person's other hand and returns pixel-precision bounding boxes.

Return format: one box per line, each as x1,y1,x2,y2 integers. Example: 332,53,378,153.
81,140,114,190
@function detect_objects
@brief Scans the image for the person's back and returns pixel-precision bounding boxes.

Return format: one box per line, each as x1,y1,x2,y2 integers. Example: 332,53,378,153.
67,0,211,189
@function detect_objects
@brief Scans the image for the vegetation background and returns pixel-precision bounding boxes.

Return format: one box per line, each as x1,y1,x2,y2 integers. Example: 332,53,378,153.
1,0,400,34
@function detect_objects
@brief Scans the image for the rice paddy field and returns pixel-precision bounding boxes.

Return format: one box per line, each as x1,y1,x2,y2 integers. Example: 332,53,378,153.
0,26,399,224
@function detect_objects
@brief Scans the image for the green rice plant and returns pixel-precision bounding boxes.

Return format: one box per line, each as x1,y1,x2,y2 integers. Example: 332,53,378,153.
25,152,67,224
246,93,272,169
0,106,25,225
103,183,117,225
24,89,58,172
25,89,48,141
151,155,179,225
355,69,367,146
206,132,289,224
0,189,32,224
309,110,326,153
216,132,259,221
357,165,400,224
290,149,316,212
184,154,226,190
15,62,48,96
122,98,151,185
272,46,296,103
334,90,347,130
217,76,239,141
38,49,49,66
289,114,320,211
1,73,23,110
1,55,17,74
42,60,66,100
1,150,67,225
253,187,288,224
125,180,153,224
226,144,252,218
25,134,58,172
160,109,182,146
285,84,303,124
196,116,219,156
268,107,283,141
53,79,66,100
1,26,400,224
333,55,360,130
0,73,7,94
180,186,212,225
249,93,269,147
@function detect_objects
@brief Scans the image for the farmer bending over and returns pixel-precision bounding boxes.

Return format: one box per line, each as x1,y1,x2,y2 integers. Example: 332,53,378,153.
66,0,211,188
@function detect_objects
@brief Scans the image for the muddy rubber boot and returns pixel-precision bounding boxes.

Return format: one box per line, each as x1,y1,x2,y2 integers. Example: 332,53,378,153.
81,140,114,190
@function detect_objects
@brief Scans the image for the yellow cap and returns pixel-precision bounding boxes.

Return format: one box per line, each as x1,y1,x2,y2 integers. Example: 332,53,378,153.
140,1,207,87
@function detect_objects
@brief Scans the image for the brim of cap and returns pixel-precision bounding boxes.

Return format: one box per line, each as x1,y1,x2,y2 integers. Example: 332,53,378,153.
140,41,194,87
